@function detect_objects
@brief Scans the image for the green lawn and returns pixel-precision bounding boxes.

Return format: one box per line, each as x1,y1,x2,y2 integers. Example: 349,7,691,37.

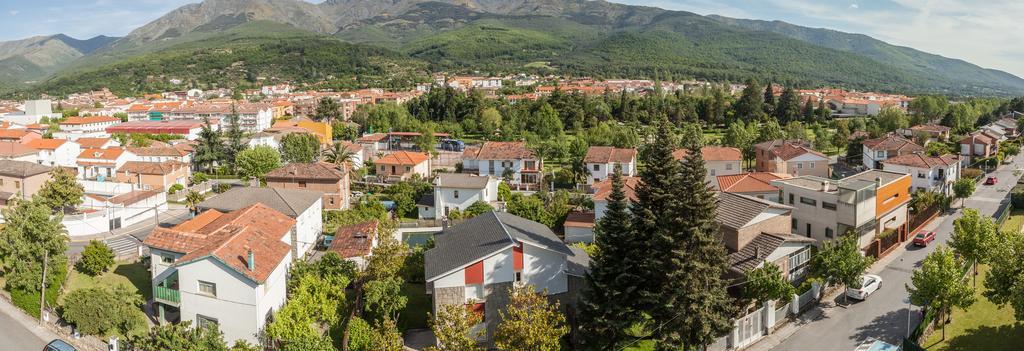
1000,209,1024,232
922,265,1024,350
63,260,151,303
398,283,430,331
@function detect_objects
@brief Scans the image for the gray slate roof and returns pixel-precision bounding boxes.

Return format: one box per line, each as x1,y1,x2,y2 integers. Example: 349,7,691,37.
716,192,791,231
0,160,51,178
425,211,574,281
198,187,323,218
436,173,491,189
728,232,815,274
417,194,434,207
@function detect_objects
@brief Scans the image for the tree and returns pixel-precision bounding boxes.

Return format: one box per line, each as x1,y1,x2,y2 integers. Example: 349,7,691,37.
811,234,874,305
62,286,147,338
0,198,68,301
758,119,785,142
723,121,755,165
785,121,806,140
744,263,796,307
494,284,568,351
224,104,245,172
762,83,776,116
370,318,405,351
193,118,224,173
427,304,484,351
532,103,564,140
983,230,1024,321
35,167,84,214
363,276,408,322
236,146,281,180
131,321,230,351
950,209,997,287
802,98,815,122
184,190,205,216
463,201,495,218
364,234,410,282
77,240,115,276
505,194,554,228
907,245,975,340
579,167,642,349
479,107,502,137
325,142,356,171
657,120,735,349
817,99,831,120
775,87,801,123
314,97,342,122
874,106,910,132
952,178,975,208
280,133,321,163
384,179,432,218
265,272,348,345
415,122,438,154
733,79,764,121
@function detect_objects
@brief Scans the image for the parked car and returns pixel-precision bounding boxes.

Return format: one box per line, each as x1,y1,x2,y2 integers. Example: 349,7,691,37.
912,231,936,247
43,339,76,351
986,176,998,185
846,274,883,300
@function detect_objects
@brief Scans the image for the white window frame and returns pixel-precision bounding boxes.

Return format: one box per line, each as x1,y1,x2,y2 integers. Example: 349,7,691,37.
198,280,217,297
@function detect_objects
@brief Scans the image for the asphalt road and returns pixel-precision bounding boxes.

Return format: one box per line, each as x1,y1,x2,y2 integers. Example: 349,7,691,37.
0,307,47,350
772,158,1024,351
67,207,191,257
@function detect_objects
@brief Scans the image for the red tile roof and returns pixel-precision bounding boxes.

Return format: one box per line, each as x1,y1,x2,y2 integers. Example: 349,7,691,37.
375,151,429,166
329,220,378,258
592,176,641,202
117,160,187,175
470,141,535,160
563,211,595,228
882,153,960,168
60,116,120,125
25,139,67,150
143,203,296,283
266,162,344,180
862,134,924,153
673,146,742,162
717,172,793,194
584,146,636,163
78,147,126,160
0,141,39,157
77,138,112,149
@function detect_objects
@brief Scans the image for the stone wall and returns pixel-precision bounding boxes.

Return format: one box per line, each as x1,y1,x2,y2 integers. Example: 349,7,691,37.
484,281,513,348
431,286,465,317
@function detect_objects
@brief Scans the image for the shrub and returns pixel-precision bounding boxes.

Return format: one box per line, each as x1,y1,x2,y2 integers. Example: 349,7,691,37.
61,286,147,337
167,183,184,195
347,316,374,351
191,172,210,185
1012,184,1024,208
78,240,115,276
215,183,231,193
962,168,983,180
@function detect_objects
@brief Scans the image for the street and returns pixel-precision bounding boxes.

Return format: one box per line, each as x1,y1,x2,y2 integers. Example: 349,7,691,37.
770,157,1024,351
0,305,47,349
66,207,191,257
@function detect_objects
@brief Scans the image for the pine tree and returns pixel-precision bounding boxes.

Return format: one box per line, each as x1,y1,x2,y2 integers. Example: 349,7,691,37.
817,99,831,120
775,87,801,124
630,117,683,316
655,122,735,350
579,167,639,349
224,104,245,172
763,83,777,116
802,98,816,122
733,78,763,122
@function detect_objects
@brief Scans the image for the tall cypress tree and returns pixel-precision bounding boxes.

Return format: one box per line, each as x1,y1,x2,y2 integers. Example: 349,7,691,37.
579,167,639,350
224,104,244,172
763,82,777,116
775,87,801,124
655,123,736,350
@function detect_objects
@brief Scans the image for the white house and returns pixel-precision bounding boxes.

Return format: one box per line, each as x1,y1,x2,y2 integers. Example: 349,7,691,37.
0,141,40,163
583,146,637,184
127,146,191,164
674,146,743,189
882,153,961,195
419,173,499,219
246,132,283,150
143,203,295,344
462,141,542,189
425,212,589,345
26,139,81,167
861,134,924,170
76,148,138,180
59,116,121,134
198,187,323,259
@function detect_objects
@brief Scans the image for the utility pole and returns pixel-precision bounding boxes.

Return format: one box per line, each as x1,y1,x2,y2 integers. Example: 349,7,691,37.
39,251,48,323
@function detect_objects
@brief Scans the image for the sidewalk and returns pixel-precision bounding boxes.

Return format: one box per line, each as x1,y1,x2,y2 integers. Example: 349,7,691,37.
743,210,949,351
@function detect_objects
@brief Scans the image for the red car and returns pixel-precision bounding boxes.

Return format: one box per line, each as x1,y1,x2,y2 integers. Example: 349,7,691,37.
913,231,936,246
985,177,998,185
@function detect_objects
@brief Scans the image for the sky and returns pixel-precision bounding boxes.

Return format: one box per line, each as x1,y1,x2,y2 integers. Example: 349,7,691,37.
3,0,1023,77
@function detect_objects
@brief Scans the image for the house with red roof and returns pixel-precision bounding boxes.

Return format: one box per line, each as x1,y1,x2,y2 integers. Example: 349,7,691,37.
77,147,138,180
329,220,379,268
462,141,542,188
375,151,430,182
717,172,793,202
26,139,80,167
583,146,637,184
0,129,42,144
882,153,961,195
861,134,924,169
960,132,1000,164
58,115,121,133
754,139,830,178
143,203,297,344
673,146,743,189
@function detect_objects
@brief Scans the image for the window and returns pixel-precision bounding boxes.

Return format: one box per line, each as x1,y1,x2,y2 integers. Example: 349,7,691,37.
405,166,411,172
593,164,600,171
709,169,716,176
379,165,385,173
14,181,19,188
197,315,218,329
298,182,307,188
806,223,812,237
515,272,522,282
822,202,837,210
876,151,884,158
797,163,804,169
917,172,925,179
825,227,834,238
454,190,460,199
161,255,174,264
800,197,817,206
198,281,217,297
810,162,815,169
329,197,335,205
788,193,794,205
791,218,797,230
391,166,396,174
726,163,733,171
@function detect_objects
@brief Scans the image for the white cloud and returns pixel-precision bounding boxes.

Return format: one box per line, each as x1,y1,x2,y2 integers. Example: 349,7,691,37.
849,3,859,9
8,10,18,16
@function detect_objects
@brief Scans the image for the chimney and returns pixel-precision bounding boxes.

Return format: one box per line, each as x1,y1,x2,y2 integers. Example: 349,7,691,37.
246,247,255,271
821,181,828,191
754,246,761,259
875,177,882,188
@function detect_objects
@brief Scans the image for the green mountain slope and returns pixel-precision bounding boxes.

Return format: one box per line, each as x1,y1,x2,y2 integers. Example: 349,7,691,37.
707,16,1024,95
26,21,426,97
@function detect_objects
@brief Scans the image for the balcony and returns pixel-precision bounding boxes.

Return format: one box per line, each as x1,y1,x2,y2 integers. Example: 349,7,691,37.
154,285,180,306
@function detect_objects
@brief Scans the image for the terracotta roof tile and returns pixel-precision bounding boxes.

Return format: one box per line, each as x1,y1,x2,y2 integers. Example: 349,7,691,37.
265,162,344,180
717,172,792,193
78,147,126,160
563,211,595,228
117,160,187,175
329,220,378,258
862,134,924,153
583,146,636,163
672,146,742,162
471,141,535,160
0,141,39,157
882,153,960,168
60,116,120,125
77,138,112,149
592,176,640,202
375,151,429,166
25,139,67,150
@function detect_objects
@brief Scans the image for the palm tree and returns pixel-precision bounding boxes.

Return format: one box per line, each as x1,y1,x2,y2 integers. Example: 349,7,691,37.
184,190,205,217
324,142,355,170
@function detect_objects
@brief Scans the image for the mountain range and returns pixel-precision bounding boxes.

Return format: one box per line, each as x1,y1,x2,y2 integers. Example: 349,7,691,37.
2,0,1023,97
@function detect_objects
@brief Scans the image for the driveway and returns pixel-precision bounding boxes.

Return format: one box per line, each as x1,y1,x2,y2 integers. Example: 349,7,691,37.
67,206,192,257
768,157,1024,351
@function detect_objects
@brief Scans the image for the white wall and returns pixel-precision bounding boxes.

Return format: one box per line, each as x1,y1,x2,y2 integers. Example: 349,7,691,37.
483,249,514,285
523,244,567,295
294,199,323,258
178,256,285,345
564,226,594,244
706,160,742,188
433,182,496,219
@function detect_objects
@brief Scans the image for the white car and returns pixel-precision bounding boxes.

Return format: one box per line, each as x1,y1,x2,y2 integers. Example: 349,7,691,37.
846,274,883,300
